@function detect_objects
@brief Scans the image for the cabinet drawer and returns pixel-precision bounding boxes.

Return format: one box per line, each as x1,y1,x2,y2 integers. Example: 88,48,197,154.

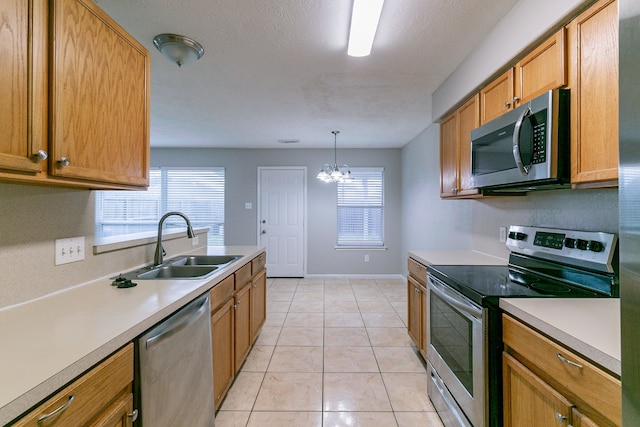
15,343,133,426
503,315,621,425
234,263,252,290
408,258,427,286
251,252,266,276
210,274,234,311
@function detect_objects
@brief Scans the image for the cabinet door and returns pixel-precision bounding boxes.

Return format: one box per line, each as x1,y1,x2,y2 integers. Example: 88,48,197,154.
503,352,573,427
0,0,47,174
49,0,150,187
250,269,267,342
89,393,134,427
571,407,599,427
407,276,423,349
568,0,618,185
480,69,514,124
456,94,481,196
514,29,567,106
212,298,235,409
440,112,458,197
234,284,252,374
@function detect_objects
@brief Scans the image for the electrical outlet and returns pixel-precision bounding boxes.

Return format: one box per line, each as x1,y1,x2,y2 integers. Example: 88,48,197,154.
364,254,370,262
55,236,85,265
499,227,507,243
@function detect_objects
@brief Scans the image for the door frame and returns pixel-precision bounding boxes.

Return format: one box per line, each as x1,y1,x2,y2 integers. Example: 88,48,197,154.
257,166,308,277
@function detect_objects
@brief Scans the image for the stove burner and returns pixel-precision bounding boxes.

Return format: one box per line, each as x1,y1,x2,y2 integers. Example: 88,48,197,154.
530,282,572,294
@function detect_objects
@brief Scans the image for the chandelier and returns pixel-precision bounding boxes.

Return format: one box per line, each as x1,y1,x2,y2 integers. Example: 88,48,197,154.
316,131,354,183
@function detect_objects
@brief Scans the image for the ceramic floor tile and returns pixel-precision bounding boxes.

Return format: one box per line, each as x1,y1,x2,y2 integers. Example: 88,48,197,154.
374,347,426,373
367,327,414,347
357,300,395,313
219,372,265,411
324,300,360,312
241,345,275,372
267,291,295,302
268,346,324,372
322,411,398,427
254,326,281,346
263,312,286,327
324,346,379,373
289,299,324,313
382,372,432,412
324,327,370,346
254,372,323,411
395,411,444,427
277,327,324,346
267,300,292,313
285,312,324,327
323,373,392,412
294,289,325,301
324,278,351,286
361,312,405,328
324,312,365,328
214,410,251,427
247,411,323,427
298,278,326,286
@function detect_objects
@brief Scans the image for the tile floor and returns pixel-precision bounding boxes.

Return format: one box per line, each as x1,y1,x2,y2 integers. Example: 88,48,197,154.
214,277,444,427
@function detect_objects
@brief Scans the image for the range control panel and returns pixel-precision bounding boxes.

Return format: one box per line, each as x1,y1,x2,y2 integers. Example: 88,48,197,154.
506,225,617,273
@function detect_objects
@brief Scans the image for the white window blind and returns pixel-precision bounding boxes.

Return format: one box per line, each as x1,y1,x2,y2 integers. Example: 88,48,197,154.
336,167,384,247
95,168,225,246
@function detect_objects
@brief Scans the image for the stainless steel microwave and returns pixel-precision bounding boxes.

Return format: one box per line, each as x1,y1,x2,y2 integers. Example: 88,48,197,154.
470,89,570,191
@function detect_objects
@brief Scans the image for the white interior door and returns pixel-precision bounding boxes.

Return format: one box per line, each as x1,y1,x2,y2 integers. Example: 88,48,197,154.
258,167,305,277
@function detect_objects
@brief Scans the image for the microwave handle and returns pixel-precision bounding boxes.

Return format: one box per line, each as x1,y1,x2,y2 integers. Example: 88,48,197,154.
512,107,532,176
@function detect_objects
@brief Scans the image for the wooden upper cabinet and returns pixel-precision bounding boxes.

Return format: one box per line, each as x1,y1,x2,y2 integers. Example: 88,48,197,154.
49,0,150,187
480,69,514,125
514,28,567,106
440,94,481,198
0,0,47,175
567,0,619,186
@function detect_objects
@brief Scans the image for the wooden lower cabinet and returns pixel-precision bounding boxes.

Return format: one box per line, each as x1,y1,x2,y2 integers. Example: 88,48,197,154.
233,283,252,374
15,343,135,426
250,268,267,342
211,298,235,410
407,275,426,357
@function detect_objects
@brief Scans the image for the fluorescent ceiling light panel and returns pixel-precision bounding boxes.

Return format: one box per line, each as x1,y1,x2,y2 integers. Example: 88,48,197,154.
347,0,385,57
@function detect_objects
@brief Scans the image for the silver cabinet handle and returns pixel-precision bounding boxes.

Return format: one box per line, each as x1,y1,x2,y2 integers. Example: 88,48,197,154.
513,96,520,104
32,150,48,161
556,353,583,369
128,409,139,422
37,395,75,423
555,412,567,423
512,106,532,176
504,101,511,108
58,157,70,167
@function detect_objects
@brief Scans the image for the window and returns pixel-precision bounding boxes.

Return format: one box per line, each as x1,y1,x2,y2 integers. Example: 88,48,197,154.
336,167,384,247
95,168,225,246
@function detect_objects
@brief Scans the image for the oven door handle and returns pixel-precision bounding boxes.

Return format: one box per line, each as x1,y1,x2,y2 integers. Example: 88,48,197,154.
428,277,482,319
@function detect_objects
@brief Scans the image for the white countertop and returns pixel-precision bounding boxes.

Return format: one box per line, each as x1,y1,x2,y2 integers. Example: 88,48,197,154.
408,250,507,266
500,298,621,376
0,246,264,425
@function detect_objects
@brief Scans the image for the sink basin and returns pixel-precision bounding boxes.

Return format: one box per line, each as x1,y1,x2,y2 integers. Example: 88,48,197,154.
136,265,218,280
169,255,241,266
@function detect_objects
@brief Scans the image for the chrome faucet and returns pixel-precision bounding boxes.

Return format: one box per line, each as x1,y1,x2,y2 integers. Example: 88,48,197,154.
154,212,195,266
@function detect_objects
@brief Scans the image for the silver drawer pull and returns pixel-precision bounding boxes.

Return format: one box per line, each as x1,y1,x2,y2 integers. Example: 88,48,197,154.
128,409,139,422
556,353,583,370
555,412,567,423
37,394,75,423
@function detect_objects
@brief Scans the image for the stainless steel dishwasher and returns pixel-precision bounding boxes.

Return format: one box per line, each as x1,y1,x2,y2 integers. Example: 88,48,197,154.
137,292,215,426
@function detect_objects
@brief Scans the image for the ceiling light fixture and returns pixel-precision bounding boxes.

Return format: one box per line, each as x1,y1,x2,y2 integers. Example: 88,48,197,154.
347,0,385,57
153,33,205,67
317,131,354,183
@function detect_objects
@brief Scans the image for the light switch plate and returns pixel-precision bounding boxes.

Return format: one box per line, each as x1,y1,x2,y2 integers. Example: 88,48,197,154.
55,236,85,265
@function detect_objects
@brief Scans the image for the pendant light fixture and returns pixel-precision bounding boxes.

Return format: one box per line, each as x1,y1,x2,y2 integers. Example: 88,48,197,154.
317,131,354,183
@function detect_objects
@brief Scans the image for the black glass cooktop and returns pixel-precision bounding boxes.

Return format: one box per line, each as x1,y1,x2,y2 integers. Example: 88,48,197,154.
426,264,605,308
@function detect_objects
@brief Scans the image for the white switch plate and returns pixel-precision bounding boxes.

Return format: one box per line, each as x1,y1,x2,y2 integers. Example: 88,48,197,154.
364,254,370,262
499,227,507,243
55,236,85,265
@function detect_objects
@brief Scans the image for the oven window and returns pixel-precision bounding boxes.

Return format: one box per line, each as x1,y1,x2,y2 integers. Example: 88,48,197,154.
430,292,474,395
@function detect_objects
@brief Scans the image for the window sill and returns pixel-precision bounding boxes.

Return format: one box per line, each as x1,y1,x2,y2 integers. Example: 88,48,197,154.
94,227,209,254
334,246,387,251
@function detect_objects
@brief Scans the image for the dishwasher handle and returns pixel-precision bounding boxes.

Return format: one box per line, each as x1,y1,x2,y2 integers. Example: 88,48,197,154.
146,295,209,350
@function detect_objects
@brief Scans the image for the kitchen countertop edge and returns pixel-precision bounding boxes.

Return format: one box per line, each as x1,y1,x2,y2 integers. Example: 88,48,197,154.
408,249,507,266
0,246,265,425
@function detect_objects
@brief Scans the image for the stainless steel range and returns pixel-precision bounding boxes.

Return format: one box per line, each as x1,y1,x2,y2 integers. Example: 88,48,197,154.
426,225,618,427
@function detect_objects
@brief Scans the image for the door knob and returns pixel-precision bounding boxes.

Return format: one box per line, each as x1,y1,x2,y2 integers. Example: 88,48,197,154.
32,150,48,161
57,157,70,167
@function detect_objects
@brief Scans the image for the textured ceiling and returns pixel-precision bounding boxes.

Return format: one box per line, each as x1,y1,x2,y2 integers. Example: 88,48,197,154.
95,0,520,149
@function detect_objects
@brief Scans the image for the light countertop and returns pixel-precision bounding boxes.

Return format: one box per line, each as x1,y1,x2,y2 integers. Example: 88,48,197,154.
408,250,507,266
0,246,264,425
500,298,620,376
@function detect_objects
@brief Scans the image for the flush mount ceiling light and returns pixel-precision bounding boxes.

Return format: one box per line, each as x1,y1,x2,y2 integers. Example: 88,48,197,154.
317,131,354,183
153,33,205,67
347,0,385,57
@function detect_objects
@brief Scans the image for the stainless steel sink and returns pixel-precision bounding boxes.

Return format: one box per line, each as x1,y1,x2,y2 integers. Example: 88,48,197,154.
169,255,241,267
136,265,219,280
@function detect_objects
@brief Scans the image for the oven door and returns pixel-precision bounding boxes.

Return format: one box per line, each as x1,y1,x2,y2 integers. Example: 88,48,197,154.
427,274,485,427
